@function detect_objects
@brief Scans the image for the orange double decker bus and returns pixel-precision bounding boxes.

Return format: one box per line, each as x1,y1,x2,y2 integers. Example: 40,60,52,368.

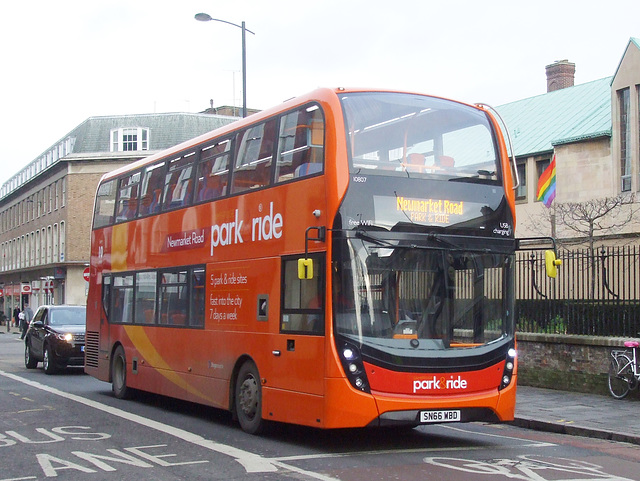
86,87,521,433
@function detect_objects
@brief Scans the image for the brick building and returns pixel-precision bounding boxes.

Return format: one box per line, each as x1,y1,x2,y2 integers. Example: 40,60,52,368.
0,112,238,317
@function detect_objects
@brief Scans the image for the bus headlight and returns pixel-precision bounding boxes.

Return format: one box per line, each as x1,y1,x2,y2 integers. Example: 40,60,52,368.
499,347,517,390
338,341,370,393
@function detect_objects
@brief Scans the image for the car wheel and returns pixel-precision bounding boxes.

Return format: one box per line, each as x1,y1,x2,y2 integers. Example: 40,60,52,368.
25,340,38,369
43,344,57,375
112,345,130,399
235,360,266,434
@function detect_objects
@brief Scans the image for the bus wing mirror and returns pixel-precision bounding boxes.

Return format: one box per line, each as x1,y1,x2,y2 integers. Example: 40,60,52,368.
545,250,562,278
298,258,314,280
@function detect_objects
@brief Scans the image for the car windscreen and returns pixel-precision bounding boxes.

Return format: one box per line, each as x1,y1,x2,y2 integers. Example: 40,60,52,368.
49,308,86,326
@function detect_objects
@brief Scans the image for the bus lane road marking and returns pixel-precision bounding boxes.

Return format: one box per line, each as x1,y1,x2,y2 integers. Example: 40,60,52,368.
0,370,338,481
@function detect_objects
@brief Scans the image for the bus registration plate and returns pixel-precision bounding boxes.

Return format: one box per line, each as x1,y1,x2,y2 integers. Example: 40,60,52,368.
420,410,461,423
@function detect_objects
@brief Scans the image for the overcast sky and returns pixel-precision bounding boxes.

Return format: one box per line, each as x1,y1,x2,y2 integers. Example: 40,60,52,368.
1,0,638,186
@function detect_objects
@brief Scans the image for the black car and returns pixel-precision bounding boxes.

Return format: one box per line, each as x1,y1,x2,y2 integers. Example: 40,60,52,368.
24,305,86,374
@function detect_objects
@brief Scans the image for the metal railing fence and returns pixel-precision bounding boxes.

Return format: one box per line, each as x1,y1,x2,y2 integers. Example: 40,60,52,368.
515,245,640,336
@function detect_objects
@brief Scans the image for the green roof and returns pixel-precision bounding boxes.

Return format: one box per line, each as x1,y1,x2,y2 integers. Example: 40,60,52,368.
496,76,612,157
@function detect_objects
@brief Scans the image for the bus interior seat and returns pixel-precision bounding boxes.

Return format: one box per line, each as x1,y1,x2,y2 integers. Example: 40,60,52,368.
295,162,322,177
170,313,187,325
437,156,455,168
403,153,425,172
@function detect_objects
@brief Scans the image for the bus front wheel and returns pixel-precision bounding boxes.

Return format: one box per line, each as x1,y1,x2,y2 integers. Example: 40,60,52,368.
112,345,130,399
235,360,265,434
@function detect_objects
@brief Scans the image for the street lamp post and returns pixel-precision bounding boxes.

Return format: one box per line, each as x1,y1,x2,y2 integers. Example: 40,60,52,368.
195,13,255,118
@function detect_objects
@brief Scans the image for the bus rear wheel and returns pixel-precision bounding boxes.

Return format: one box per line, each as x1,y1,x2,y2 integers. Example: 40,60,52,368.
235,360,265,434
112,345,130,399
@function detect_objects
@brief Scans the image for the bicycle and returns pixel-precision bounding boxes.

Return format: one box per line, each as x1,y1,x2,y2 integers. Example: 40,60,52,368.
608,341,640,399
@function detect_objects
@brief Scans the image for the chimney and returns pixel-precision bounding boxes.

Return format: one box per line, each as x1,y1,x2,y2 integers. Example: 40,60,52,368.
546,60,575,92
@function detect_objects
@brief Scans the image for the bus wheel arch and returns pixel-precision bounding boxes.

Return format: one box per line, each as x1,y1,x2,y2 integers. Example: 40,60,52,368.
232,357,266,434
111,343,131,399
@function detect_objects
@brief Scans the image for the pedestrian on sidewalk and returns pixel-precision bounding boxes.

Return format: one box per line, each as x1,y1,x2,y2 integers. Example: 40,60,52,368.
20,304,33,340
13,307,20,329
18,310,26,339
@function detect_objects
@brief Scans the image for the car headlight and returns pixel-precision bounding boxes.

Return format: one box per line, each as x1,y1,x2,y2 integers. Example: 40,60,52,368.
55,333,74,343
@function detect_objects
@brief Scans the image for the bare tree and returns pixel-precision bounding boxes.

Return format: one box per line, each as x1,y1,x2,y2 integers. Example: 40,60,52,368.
521,194,639,299
553,194,638,253
537,194,639,299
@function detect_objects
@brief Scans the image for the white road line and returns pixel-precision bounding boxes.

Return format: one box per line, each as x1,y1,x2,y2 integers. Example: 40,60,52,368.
0,370,338,480
440,424,556,447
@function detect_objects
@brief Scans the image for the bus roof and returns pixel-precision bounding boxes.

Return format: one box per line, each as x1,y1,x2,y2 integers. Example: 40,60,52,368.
99,87,481,184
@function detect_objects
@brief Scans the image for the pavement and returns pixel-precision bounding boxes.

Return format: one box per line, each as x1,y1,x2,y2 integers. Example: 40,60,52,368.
2,323,639,445
514,385,640,445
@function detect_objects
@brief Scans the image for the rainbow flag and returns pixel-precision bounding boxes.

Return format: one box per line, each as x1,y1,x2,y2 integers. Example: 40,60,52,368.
536,155,556,208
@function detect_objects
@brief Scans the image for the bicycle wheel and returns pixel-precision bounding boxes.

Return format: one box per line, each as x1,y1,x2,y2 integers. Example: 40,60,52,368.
608,355,633,399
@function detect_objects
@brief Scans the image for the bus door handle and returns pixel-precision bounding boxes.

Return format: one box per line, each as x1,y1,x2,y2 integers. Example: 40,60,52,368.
272,350,281,356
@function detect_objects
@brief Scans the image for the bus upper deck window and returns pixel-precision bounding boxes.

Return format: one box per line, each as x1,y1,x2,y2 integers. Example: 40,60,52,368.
115,172,141,223
163,152,196,210
232,119,277,194
138,162,165,217
93,180,117,229
276,105,325,183
195,140,231,202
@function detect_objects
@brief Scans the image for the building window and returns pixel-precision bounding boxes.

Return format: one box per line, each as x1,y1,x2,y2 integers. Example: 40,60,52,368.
619,88,631,191
35,230,40,266
59,221,65,263
30,232,35,267
110,128,150,152
515,162,527,201
46,226,52,264
53,223,59,262
40,228,45,265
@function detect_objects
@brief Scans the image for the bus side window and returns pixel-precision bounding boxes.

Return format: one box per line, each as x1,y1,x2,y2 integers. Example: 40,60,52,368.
195,139,232,203
232,119,277,194
101,274,111,320
135,271,157,324
115,172,141,222
93,180,117,229
190,268,205,327
276,105,325,183
163,152,196,211
112,274,134,324
138,162,165,217
281,255,324,335
159,270,188,326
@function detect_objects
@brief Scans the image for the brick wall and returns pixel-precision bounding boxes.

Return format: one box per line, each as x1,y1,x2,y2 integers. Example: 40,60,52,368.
545,60,576,92
65,172,103,261
517,332,631,395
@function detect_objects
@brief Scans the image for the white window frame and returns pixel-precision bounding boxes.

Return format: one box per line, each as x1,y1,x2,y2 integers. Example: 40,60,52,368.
110,127,150,152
